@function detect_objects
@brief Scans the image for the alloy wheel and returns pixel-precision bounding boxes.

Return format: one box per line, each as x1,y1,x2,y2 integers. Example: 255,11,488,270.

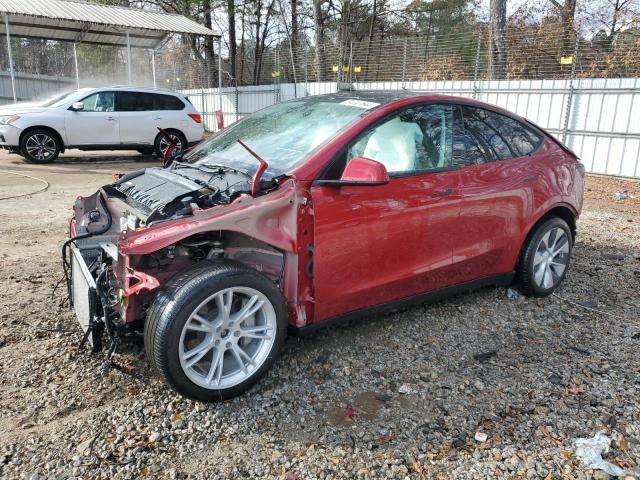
25,133,56,161
159,134,183,156
178,287,277,390
532,227,570,289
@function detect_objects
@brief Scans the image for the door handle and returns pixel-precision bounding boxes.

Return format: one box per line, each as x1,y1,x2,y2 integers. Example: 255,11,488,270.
106,116,116,121
431,188,453,198
154,117,162,120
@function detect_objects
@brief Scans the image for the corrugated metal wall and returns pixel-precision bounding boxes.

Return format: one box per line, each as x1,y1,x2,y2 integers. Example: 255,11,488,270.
185,78,640,178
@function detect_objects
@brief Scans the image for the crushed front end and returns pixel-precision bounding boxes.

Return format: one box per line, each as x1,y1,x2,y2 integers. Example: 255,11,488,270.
64,163,302,358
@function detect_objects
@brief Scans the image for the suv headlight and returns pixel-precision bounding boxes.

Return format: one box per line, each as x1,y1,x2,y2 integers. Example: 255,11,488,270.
0,115,20,125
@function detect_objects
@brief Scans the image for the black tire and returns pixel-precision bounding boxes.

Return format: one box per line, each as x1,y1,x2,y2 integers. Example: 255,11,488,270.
144,260,287,401
154,130,186,159
20,129,60,164
516,216,573,297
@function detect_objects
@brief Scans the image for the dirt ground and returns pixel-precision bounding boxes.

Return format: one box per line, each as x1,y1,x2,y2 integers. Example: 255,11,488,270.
0,150,639,480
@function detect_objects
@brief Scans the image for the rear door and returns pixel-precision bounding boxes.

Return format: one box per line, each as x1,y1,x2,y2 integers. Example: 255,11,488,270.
452,105,547,282
310,104,463,322
65,91,119,145
116,91,161,146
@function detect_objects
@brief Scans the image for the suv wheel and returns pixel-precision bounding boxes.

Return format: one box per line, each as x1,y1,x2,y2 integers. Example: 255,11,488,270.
517,216,573,297
154,131,186,159
145,261,287,401
20,129,60,163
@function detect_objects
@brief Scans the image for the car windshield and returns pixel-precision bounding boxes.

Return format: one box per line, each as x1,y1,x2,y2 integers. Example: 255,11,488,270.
39,89,92,107
182,98,377,177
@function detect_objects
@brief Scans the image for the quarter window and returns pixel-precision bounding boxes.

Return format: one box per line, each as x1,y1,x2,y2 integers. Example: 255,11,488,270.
155,94,185,110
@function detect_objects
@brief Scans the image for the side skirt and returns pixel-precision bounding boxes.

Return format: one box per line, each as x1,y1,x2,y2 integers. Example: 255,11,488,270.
291,272,515,336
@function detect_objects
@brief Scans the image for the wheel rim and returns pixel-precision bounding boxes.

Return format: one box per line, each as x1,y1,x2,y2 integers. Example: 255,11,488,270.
532,227,570,289
178,287,276,390
25,133,56,161
159,135,182,156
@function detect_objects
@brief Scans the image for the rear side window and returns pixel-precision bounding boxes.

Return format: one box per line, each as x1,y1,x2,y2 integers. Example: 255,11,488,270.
155,94,185,110
116,92,153,112
451,105,487,167
462,106,543,160
116,92,184,112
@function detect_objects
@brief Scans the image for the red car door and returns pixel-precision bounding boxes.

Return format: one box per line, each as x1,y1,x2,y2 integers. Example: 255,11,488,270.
310,104,463,322
450,105,550,283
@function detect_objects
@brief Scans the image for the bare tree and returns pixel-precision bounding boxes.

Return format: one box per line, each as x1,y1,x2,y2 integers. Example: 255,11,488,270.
313,0,327,80
488,0,507,79
228,0,237,83
548,0,577,55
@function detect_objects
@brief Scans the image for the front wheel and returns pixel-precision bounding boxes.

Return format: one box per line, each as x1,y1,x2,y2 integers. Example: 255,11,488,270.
516,216,573,297
20,129,60,163
144,261,287,401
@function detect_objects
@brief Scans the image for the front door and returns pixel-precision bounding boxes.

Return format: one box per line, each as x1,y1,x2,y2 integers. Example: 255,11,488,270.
65,91,119,146
310,103,463,322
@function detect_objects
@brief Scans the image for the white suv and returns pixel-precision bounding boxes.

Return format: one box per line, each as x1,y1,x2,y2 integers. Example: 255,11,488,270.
0,86,205,163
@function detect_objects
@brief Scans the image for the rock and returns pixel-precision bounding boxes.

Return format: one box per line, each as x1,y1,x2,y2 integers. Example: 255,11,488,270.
474,432,488,442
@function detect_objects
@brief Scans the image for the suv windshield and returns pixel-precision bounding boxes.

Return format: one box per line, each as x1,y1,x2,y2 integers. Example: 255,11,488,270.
39,89,93,107
182,97,377,177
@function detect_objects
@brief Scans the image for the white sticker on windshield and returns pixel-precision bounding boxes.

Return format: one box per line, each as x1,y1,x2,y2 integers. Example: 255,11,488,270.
340,99,380,110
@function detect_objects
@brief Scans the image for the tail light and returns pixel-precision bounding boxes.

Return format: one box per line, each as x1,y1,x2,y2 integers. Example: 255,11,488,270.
188,113,202,124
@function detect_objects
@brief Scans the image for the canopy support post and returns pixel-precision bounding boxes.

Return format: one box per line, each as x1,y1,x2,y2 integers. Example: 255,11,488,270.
126,31,132,85
151,49,156,87
4,14,16,103
73,43,80,88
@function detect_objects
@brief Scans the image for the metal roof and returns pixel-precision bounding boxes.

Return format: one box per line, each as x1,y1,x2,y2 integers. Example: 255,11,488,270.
0,0,218,48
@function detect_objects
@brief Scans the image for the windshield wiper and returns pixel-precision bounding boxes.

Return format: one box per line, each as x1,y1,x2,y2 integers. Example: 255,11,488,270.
171,161,249,177
236,139,268,196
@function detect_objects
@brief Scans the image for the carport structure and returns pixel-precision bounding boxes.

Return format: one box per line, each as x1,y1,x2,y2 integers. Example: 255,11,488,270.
0,0,220,102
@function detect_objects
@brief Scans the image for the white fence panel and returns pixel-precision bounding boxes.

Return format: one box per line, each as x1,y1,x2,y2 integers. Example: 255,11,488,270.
186,77,640,178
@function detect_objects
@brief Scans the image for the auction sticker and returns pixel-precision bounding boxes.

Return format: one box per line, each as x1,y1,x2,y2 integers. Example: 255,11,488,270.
340,99,380,109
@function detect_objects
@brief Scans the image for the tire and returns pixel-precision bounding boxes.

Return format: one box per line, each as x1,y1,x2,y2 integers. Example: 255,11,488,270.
20,129,60,164
154,130,186,159
145,260,287,401
516,216,573,297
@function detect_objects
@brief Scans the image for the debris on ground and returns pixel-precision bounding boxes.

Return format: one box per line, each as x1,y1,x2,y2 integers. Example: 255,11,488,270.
613,192,627,200
575,432,626,477
506,287,520,300
474,431,488,442
473,349,498,362
398,383,418,394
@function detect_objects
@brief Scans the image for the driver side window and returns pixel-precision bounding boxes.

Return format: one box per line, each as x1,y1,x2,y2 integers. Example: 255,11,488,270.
333,104,455,177
80,92,115,113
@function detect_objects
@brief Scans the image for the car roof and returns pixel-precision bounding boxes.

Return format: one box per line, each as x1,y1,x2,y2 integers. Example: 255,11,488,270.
83,86,183,95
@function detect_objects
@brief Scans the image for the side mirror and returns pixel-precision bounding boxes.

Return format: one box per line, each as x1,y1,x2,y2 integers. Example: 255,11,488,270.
339,157,390,185
70,102,84,111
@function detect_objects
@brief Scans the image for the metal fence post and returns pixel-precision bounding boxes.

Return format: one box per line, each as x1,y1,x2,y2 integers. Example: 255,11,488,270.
401,38,407,86
472,31,481,99
562,33,579,143
4,14,16,103
73,43,80,88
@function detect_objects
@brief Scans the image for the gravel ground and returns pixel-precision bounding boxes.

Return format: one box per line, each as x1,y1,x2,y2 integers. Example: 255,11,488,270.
0,151,639,480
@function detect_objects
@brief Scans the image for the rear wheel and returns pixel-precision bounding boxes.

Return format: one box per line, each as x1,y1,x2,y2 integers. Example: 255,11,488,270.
154,130,186,159
20,129,60,163
145,261,287,401
517,217,573,297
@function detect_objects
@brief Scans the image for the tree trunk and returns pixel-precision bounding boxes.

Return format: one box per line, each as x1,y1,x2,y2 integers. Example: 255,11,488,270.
227,0,237,84
313,0,325,81
203,0,215,88
253,0,262,85
488,0,507,79
363,0,377,78
291,0,299,75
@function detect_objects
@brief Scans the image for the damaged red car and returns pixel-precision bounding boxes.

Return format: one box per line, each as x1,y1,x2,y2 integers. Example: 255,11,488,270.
65,91,584,401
